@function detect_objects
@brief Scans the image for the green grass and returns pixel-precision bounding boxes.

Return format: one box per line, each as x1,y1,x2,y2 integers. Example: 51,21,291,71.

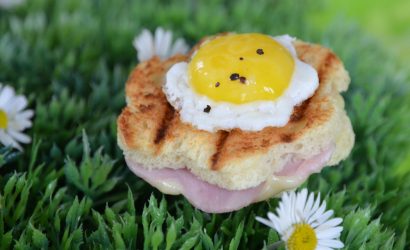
310,0,410,66
0,0,409,249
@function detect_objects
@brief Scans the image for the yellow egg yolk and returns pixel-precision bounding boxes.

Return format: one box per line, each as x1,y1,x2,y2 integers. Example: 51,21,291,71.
188,33,295,104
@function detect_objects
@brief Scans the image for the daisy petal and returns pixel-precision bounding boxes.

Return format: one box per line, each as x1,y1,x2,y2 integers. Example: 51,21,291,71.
133,27,189,62
9,119,32,131
316,218,343,231
255,216,275,229
317,210,334,224
316,246,333,250
318,239,344,248
15,109,34,120
267,212,277,223
0,85,15,107
316,226,343,239
295,188,308,220
306,192,321,221
303,191,315,218
171,38,189,55
268,213,284,234
134,29,155,61
8,129,31,144
10,95,28,113
155,28,172,59
0,129,22,150
309,201,327,226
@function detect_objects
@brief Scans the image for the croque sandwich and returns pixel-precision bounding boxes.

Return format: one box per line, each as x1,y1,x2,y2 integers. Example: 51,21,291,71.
117,33,354,213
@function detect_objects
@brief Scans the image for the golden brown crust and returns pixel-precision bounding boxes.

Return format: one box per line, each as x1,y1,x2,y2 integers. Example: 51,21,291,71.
117,40,353,183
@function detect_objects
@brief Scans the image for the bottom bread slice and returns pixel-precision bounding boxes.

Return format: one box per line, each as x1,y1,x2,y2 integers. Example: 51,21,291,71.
125,144,334,213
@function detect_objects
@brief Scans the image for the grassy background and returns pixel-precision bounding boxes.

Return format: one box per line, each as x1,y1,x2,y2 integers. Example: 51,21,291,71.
310,0,410,66
0,0,409,249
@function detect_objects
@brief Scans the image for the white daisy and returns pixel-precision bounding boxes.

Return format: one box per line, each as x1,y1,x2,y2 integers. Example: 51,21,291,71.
0,84,34,151
0,0,25,9
256,188,344,250
133,27,189,62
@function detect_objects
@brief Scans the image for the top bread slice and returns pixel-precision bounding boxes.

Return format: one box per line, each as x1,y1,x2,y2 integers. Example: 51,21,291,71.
117,40,355,190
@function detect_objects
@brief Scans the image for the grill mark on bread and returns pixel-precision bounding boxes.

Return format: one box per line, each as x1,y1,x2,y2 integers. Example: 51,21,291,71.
144,93,160,99
280,133,294,143
118,107,138,148
118,108,131,145
318,52,336,83
211,131,230,170
290,99,311,122
289,49,335,123
154,103,175,145
261,139,270,147
138,104,155,113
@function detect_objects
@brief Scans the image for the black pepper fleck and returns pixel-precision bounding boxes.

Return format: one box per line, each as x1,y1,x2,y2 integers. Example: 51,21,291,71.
239,57,244,60
203,105,211,113
239,76,247,84
230,73,240,81
256,48,264,55
215,82,220,87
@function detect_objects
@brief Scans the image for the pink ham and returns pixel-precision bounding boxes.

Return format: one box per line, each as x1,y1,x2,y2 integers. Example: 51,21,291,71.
125,145,334,213
126,159,263,213
275,145,334,177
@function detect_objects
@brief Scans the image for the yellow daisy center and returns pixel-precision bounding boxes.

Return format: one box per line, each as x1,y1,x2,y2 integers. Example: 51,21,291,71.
0,109,8,129
287,223,318,250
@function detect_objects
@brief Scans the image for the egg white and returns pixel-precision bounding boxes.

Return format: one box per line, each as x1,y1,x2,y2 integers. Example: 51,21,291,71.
163,35,318,132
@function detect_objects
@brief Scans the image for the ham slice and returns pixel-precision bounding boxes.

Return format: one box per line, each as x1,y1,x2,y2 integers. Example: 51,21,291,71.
125,145,334,213
275,145,334,177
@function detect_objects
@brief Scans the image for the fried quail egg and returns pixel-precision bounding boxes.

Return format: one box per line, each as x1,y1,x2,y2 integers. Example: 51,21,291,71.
163,33,318,132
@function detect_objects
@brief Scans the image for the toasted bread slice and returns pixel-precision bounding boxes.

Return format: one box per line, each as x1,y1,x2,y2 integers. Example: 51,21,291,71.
117,40,355,190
